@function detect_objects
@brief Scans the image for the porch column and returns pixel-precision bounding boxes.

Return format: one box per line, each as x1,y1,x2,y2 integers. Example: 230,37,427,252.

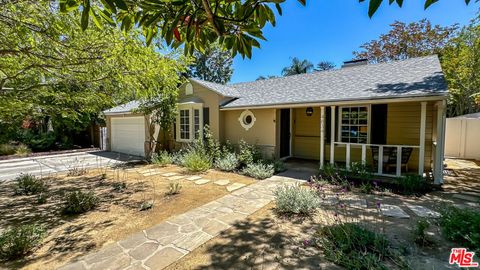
320,106,325,169
434,100,447,184
418,102,427,176
330,106,336,165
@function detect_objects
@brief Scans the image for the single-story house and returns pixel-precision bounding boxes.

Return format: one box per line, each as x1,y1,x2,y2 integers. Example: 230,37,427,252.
103,55,448,184
445,112,480,160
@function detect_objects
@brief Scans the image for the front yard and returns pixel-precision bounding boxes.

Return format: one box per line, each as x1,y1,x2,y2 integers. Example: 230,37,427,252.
0,163,255,270
168,158,480,270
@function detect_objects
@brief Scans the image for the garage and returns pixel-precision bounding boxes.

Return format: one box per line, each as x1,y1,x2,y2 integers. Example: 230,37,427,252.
110,116,146,157
445,112,480,160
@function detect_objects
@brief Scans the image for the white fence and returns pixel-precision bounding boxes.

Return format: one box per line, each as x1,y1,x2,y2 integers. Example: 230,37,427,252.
445,118,480,160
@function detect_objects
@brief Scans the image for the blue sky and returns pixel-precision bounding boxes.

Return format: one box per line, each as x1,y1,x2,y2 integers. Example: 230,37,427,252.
230,1,479,83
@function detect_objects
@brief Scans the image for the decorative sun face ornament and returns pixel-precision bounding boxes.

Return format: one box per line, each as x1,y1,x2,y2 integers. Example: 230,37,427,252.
238,110,256,130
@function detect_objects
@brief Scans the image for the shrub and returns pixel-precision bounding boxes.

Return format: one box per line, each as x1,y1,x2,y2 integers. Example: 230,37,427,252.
36,193,48,204
140,201,153,211
242,162,274,179
112,182,127,192
316,223,393,269
203,125,221,162
183,150,211,172
214,152,239,172
398,174,429,194
439,206,480,252
150,151,173,166
0,224,46,261
274,184,320,215
14,144,31,157
14,174,48,195
166,182,182,195
67,167,87,177
265,159,286,174
0,144,16,156
62,191,99,215
348,162,373,181
171,151,185,166
413,219,433,246
319,163,345,185
359,182,374,194
238,140,261,165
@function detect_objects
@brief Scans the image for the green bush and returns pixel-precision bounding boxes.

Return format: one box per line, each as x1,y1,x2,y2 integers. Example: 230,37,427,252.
398,174,429,194
214,152,239,172
171,150,185,166
62,190,99,215
413,219,433,246
0,224,46,261
14,144,31,157
0,144,16,156
19,131,56,152
150,150,173,166
242,162,274,179
265,159,286,174
440,206,480,252
238,140,261,165
183,150,211,172
316,223,393,270
348,162,373,181
359,182,374,194
36,193,48,204
274,184,320,215
319,163,345,184
14,174,48,195
203,125,221,162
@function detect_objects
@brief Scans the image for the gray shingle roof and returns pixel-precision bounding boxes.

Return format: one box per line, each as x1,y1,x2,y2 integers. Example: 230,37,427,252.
189,78,240,97
103,100,142,114
221,55,447,109
453,112,480,119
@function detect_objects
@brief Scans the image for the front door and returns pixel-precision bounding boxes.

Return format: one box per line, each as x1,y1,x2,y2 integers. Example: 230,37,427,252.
280,109,291,158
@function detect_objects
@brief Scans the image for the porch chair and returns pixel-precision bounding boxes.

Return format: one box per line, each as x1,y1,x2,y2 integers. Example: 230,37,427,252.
371,147,393,173
385,147,413,173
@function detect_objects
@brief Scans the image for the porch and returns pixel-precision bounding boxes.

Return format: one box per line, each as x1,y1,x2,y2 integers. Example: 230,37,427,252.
277,99,447,184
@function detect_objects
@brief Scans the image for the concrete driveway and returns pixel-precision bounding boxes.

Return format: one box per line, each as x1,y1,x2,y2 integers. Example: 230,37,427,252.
0,151,143,182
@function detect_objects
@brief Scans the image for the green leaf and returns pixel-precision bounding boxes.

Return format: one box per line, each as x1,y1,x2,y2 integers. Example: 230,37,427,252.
368,0,383,17
424,0,439,9
275,3,282,15
81,1,91,31
113,0,128,10
89,8,103,29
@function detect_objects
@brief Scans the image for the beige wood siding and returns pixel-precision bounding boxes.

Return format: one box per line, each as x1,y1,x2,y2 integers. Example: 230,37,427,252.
222,109,277,158
386,102,434,171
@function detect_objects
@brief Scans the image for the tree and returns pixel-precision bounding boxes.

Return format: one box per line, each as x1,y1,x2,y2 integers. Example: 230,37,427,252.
187,44,233,84
354,19,458,63
60,0,473,59
315,61,336,71
0,1,186,148
442,15,480,116
281,57,314,76
256,75,278,80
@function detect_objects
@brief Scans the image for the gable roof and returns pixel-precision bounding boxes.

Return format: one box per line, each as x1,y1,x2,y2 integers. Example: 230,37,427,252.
103,100,141,115
189,78,240,97
217,55,447,109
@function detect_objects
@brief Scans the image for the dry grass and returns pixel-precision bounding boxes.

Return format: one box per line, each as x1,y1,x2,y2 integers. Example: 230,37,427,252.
0,164,255,270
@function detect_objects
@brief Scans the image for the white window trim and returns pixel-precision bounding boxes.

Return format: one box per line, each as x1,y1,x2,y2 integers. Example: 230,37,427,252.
337,105,371,144
176,103,203,143
238,110,256,131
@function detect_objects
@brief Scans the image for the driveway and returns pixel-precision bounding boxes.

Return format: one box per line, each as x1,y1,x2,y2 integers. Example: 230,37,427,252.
0,151,143,182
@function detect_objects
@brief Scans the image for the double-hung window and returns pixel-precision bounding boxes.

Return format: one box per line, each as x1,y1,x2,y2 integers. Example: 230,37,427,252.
176,104,203,142
339,106,369,143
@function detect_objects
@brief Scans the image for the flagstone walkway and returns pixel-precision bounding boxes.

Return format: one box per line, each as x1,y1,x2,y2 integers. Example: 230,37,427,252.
59,175,300,270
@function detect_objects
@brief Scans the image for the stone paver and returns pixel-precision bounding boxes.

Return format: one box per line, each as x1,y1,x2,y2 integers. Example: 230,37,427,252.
214,179,230,186
344,198,367,208
453,194,479,202
380,204,410,218
185,176,202,181
167,175,184,181
161,172,178,177
140,171,162,177
60,174,300,270
226,183,246,192
194,179,210,185
405,204,440,218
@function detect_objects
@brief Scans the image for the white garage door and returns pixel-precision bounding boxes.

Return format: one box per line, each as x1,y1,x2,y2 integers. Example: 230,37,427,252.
111,117,146,157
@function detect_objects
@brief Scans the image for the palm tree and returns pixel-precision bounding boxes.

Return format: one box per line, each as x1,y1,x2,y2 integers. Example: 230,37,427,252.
281,57,314,76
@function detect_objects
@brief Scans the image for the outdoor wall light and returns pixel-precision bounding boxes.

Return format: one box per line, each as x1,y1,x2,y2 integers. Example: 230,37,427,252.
306,107,314,116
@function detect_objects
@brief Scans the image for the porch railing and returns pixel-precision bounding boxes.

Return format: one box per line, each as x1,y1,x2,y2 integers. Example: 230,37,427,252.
332,142,420,177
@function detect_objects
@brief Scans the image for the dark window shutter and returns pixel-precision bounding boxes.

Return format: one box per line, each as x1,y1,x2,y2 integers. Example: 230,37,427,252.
325,108,331,142
173,119,176,140
203,107,210,126
371,104,388,144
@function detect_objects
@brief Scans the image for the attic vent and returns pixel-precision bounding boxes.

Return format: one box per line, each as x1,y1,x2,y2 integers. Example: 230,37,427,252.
342,59,368,68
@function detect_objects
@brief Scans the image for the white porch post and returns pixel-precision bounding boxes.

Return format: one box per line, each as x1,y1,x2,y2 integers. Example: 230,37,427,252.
418,102,427,176
330,106,336,165
320,106,325,169
434,100,447,184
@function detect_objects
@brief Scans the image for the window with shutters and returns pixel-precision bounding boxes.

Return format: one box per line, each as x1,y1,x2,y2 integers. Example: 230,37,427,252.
176,104,203,142
339,106,370,143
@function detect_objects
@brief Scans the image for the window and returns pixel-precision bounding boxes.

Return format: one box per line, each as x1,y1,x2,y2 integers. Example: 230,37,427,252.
176,104,203,142
238,110,256,130
180,109,190,140
194,109,200,139
340,106,369,143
